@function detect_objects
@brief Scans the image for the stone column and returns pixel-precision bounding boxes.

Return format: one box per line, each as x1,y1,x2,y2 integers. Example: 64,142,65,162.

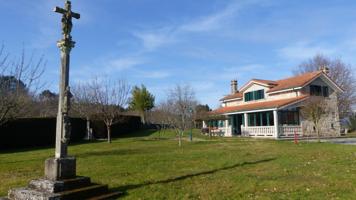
243,113,248,136
273,110,279,138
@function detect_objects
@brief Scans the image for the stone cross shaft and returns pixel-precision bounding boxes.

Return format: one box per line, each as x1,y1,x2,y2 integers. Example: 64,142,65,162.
54,0,80,159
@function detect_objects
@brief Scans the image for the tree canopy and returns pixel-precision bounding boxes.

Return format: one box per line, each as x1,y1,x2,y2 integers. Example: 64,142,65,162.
129,85,155,124
294,54,356,118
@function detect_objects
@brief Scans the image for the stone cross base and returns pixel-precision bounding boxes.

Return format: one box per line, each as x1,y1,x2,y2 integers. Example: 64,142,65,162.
45,157,76,181
3,176,122,200
1,158,122,200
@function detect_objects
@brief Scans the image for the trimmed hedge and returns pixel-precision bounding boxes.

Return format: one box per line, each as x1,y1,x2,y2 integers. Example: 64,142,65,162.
90,116,142,139
0,116,141,150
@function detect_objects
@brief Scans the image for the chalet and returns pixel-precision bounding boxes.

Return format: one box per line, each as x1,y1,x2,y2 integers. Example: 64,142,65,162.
204,68,343,138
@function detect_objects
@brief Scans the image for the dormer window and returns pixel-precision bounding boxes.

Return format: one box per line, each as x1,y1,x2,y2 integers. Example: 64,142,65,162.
245,89,264,102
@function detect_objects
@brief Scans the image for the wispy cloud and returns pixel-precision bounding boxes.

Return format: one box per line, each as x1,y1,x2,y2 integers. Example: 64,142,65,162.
135,70,171,79
133,27,177,51
133,0,269,51
108,57,145,71
277,41,336,61
180,1,241,32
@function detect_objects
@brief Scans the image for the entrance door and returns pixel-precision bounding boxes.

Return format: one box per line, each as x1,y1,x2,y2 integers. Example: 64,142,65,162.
231,114,243,135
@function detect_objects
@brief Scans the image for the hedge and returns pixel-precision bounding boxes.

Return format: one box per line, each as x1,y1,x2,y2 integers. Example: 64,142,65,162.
0,116,142,150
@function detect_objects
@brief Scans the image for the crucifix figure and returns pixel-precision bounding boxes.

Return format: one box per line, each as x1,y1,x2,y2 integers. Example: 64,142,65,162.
53,0,80,160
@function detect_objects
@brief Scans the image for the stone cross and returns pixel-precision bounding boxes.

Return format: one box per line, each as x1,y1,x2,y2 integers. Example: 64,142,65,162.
54,0,80,159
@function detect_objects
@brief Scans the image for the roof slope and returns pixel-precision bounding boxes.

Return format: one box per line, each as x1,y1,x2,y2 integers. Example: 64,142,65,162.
212,96,309,114
268,71,322,93
221,71,323,101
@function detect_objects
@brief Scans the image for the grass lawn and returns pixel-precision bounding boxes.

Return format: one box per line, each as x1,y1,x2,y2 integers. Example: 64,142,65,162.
1,129,356,199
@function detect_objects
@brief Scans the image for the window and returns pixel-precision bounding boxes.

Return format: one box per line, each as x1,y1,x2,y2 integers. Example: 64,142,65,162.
247,111,274,126
278,110,300,125
245,92,253,101
310,85,329,97
323,86,329,97
244,89,265,102
310,85,322,96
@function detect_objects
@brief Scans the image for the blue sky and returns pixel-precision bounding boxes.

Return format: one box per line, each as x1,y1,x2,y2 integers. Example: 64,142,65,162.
1,0,356,108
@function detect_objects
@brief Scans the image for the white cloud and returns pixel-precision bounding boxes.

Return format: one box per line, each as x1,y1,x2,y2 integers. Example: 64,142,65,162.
133,0,269,51
180,2,240,32
277,41,336,61
108,57,144,71
137,71,171,79
133,27,176,51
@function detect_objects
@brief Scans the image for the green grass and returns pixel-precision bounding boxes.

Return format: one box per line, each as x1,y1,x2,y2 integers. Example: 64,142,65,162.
1,129,356,199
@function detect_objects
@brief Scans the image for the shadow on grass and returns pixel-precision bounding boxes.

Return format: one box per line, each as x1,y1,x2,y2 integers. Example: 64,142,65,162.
111,157,276,197
0,139,105,154
117,129,158,139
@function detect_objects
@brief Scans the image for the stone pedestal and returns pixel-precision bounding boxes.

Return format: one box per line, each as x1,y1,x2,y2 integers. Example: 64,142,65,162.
1,158,122,200
45,157,76,181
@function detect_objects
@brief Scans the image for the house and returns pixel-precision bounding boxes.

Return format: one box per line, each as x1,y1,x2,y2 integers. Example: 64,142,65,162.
204,68,343,138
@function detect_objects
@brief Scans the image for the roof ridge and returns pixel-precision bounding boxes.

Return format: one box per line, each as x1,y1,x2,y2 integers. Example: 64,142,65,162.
275,70,322,82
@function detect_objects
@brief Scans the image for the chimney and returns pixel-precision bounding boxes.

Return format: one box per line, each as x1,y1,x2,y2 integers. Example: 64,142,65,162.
319,65,330,74
231,80,238,94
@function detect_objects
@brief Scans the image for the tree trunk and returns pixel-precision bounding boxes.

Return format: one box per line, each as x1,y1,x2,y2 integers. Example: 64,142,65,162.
141,112,145,124
86,116,91,140
315,122,321,143
107,124,112,143
178,131,182,147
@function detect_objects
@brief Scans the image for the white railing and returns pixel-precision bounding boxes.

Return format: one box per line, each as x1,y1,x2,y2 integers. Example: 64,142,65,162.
241,126,275,137
279,125,302,137
210,127,225,137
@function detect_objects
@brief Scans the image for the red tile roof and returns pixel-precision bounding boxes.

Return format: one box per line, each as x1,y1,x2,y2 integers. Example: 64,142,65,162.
221,71,323,101
212,96,309,114
251,79,278,86
220,92,243,101
267,71,322,93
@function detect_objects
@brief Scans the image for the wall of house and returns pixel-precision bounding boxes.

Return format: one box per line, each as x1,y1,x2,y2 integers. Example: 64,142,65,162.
223,83,300,106
267,90,300,100
300,78,340,136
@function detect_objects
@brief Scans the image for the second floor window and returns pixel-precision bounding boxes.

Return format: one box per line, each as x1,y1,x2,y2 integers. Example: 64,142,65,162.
310,85,329,97
245,89,265,102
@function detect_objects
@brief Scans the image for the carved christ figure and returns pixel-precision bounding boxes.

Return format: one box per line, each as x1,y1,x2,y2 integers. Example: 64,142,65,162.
54,1,80,40
62,2,73,39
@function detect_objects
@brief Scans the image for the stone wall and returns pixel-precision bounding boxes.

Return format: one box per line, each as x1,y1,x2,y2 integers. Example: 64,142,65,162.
300,90,341,137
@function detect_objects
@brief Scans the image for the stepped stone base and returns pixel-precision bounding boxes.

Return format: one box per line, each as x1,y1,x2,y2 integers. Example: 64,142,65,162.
3,176,122,200
45,157,76,181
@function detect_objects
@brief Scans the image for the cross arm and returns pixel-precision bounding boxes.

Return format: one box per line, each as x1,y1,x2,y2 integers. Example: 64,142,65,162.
53,7,66,14
72,12,80,19
53,7,81,19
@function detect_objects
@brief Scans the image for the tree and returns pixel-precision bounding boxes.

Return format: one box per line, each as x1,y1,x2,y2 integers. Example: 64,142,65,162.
300,97,328,142
146,103,171,139
129,85,155,124
194,104,211,128
37,90,58,117
0,45,45,125
71,83,96,139
347,113,356,132
85,78,130,143
162,85,197,147
294,54,356,118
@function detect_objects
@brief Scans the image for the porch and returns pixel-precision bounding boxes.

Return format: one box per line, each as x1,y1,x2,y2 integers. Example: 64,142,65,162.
204,108,303,138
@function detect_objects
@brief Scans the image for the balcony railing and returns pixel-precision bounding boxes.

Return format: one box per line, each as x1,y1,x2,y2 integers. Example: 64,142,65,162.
241,125,303,138
241,126,275,137
279,125,302,137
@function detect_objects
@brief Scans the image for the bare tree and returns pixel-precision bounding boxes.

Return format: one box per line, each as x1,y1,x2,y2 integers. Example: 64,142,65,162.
147,103,171,139
161,85,197,147
300,97,328,142
0,45,46,125
71,83,96,139
87,78,130,143
37,90,58,117
294,54,356,118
